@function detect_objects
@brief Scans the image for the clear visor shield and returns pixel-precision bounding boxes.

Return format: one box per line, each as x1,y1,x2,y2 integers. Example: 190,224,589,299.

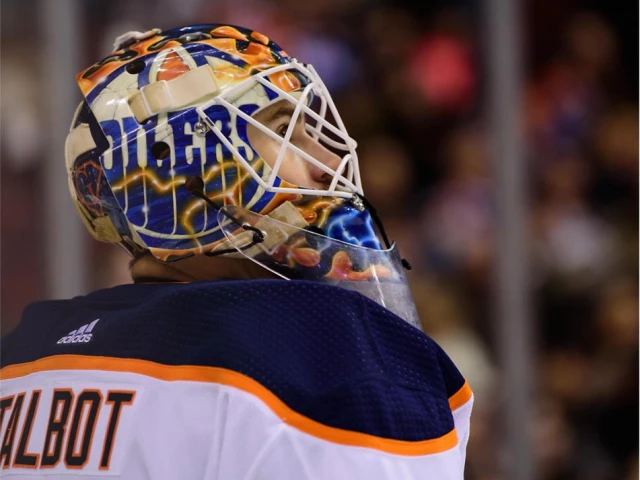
195,61,362,198
217,205,423,331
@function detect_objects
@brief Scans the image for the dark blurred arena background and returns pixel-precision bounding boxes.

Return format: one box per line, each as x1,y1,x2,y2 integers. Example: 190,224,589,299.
1,1,637,479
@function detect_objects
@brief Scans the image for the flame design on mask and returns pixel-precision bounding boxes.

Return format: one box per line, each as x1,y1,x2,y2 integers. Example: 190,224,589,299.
325,251,391,281
77,25,292,96
157,52,190,81
289,247,321,267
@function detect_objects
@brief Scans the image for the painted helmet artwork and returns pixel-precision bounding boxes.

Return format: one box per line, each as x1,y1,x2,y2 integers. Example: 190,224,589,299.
66,24,421,329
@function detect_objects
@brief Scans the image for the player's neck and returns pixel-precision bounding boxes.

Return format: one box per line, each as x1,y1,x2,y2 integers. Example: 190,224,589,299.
130,252,277,283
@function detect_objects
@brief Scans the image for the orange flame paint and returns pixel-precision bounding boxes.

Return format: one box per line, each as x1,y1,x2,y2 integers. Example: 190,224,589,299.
157,52,190,81
325,251,392,281
290,247,321,267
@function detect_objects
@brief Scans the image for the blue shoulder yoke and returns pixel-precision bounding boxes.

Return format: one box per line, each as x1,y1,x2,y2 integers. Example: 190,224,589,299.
1,280,465,442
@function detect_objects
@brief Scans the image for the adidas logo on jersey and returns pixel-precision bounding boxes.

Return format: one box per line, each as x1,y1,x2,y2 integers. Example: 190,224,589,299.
57,319,100,344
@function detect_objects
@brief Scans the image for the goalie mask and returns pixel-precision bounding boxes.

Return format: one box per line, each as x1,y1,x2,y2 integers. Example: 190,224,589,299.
66,24,421,329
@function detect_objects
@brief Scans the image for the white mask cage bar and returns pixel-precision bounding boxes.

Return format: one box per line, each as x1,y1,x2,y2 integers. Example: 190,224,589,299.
195,61,362,198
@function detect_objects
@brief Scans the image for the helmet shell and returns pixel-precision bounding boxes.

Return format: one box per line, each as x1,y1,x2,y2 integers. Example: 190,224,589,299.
67,24,381,261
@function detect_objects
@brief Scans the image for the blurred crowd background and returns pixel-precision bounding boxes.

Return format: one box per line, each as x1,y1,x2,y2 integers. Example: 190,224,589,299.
1,0,637,479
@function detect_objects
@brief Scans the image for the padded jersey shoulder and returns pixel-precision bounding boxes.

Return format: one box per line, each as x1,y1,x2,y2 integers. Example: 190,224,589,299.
2,280,466,442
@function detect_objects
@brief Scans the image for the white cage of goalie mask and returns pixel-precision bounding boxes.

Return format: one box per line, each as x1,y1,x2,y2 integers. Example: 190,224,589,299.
195,61,362,198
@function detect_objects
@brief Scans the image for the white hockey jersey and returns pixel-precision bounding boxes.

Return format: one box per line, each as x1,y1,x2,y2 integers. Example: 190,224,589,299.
0,280,473,479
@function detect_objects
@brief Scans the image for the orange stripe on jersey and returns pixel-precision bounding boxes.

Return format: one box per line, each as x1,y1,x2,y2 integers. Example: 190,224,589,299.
1,355,460,456
448,381,473,411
